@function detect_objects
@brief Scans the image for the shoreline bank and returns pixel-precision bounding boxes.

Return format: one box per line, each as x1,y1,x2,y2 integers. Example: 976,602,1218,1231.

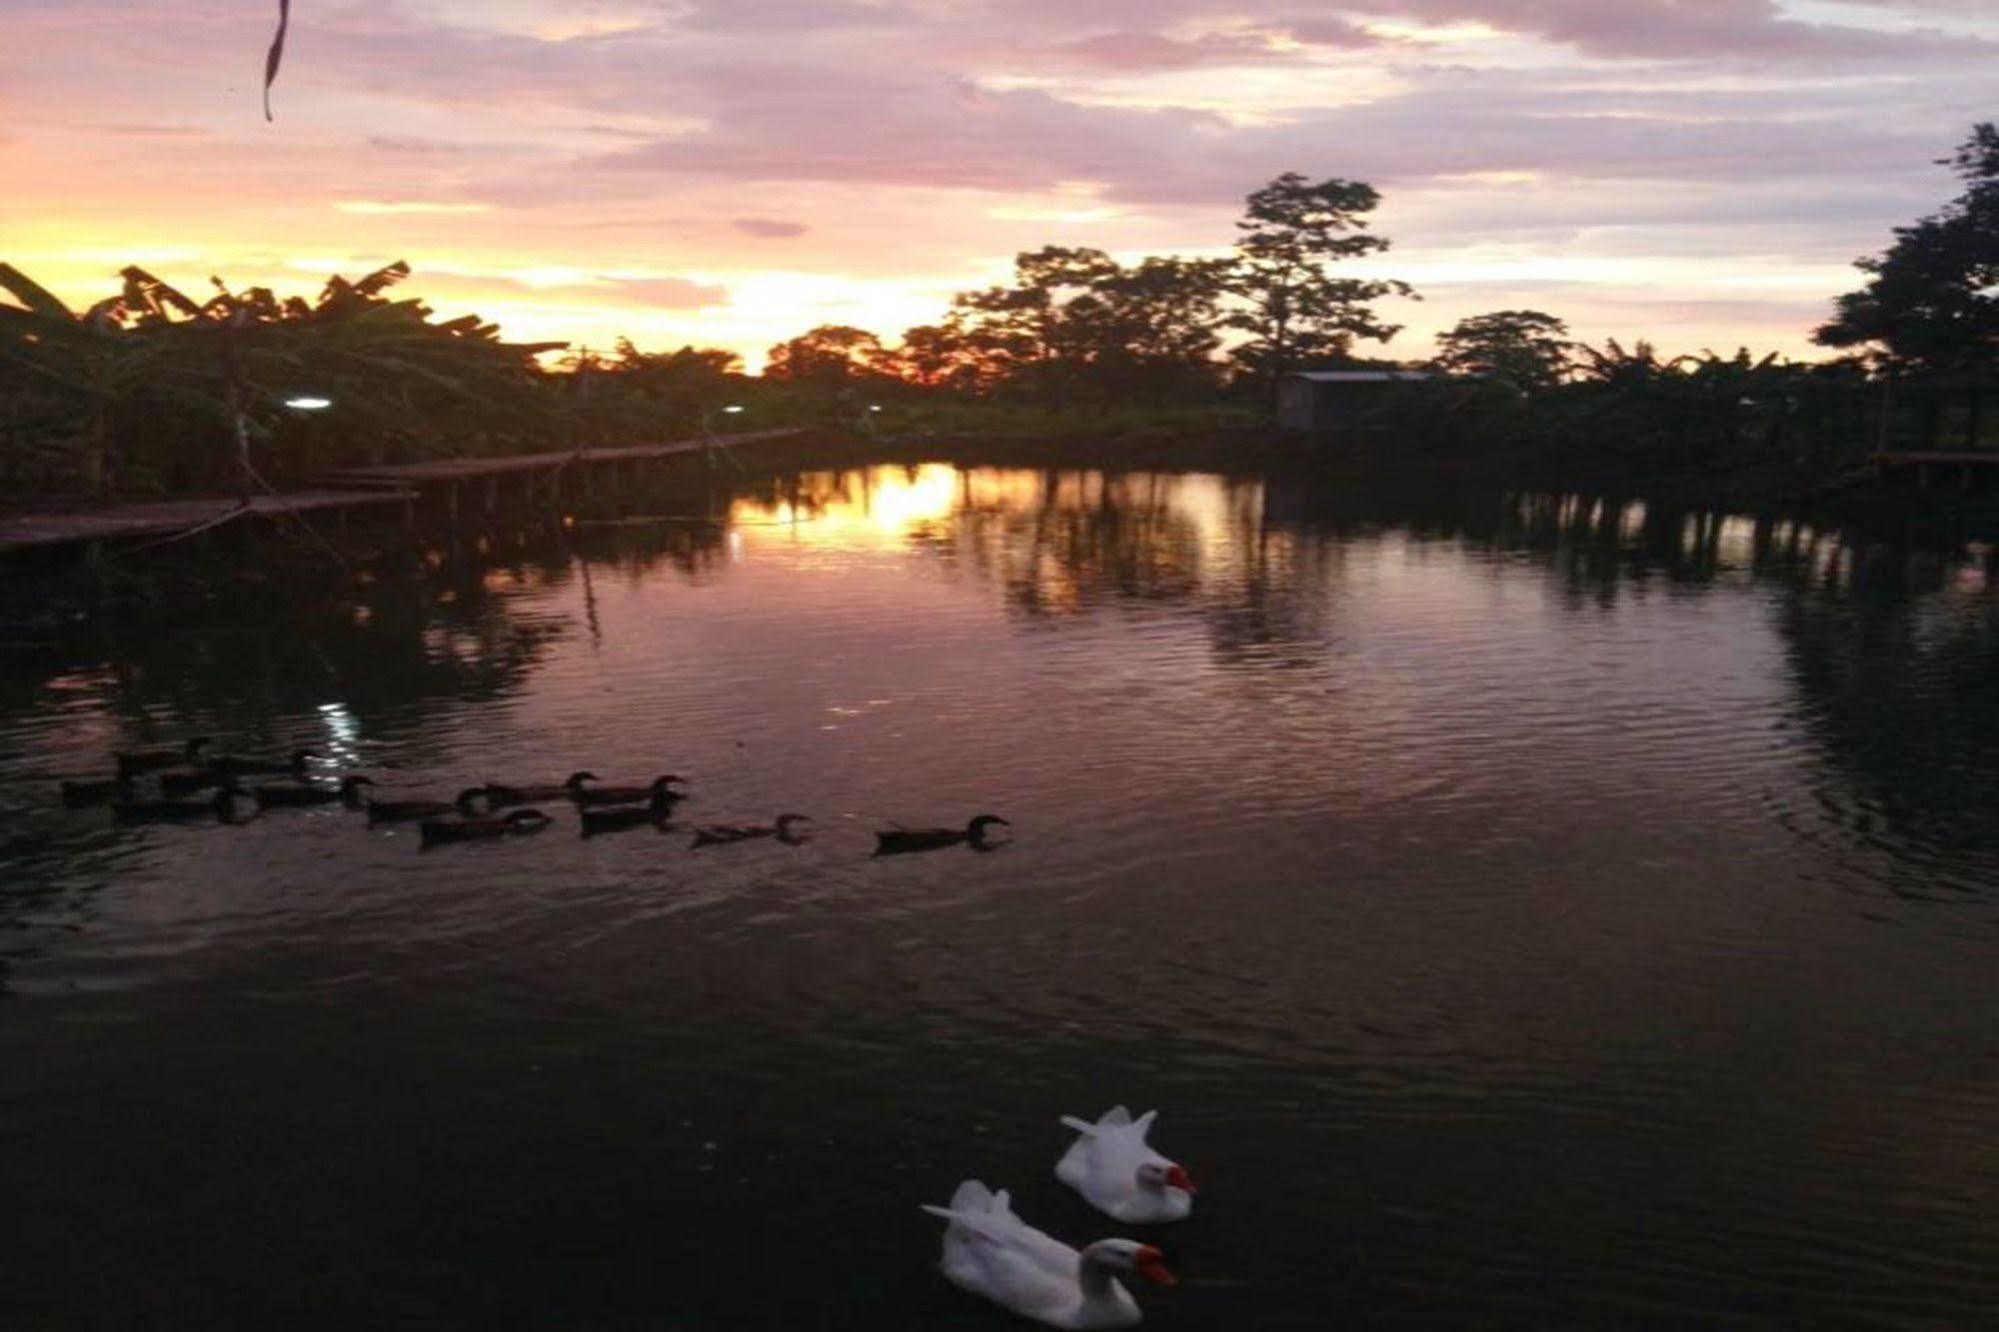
9,423,1999,568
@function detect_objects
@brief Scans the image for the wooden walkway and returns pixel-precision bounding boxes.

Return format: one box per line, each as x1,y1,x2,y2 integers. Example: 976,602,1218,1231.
322,428,802,487
0,489,417,556
0,427,804,556
1812,450,1999,497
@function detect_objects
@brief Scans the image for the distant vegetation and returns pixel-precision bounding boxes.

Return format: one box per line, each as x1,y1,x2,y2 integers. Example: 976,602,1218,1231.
2,124,1992,499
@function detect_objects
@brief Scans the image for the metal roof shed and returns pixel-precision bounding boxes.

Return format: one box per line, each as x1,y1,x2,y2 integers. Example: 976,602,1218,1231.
1277,370,1438,432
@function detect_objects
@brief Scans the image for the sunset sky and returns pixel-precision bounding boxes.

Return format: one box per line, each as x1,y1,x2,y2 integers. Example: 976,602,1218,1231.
3,1,1994,369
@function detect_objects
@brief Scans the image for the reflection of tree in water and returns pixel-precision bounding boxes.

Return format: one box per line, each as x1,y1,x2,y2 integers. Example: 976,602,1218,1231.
738,462,1999,862
0,516,735,970
0,515,731,754
947,470,1209,617
1270,475,1999,869
1201,514,1345,667
1771,548,1999,867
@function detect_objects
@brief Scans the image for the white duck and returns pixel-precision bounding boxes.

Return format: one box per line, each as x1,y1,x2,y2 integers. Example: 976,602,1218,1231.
921,1179,1177,1328
1056,1106,1197,1224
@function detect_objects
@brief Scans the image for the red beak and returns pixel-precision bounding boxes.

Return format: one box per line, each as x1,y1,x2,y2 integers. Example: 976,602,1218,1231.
1165,1164,1197,1194
1134,1246,1178,1286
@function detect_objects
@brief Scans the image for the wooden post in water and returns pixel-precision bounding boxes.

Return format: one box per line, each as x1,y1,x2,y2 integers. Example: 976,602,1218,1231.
446,483,460,523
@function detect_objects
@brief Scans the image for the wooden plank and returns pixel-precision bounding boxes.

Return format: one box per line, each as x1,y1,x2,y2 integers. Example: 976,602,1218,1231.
1,428,803,554
0,488,417,554
1868,451,1999,467
322,427,802,486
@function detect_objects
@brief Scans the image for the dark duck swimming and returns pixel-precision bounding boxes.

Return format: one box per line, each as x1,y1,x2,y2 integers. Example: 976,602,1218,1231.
691,815,812,848
363,786,492,824
252,775,370,807
113,786,254,824
570,775,688,808
579,804,678,836
213,748,317,779
481,772,600,807
874,814,1010,856
420,808,553,846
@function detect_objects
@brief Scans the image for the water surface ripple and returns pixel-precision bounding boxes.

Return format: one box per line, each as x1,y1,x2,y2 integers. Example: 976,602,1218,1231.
2,466,1995,1327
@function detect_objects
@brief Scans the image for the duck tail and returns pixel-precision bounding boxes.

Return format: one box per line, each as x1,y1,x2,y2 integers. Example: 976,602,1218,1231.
1059,1115,1100,1137
921,1199,1008,1245
948,1179,995,1211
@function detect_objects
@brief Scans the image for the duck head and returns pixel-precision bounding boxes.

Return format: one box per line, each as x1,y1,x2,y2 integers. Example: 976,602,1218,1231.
187,737,214,757
966,814,1011,846
649,775,690,793
339,776,374,807
776,814,813,841
564,771,600,791
290,748,319,769
1137,1161,1197,1195
1080,1239,1177,1287
454,786,492,812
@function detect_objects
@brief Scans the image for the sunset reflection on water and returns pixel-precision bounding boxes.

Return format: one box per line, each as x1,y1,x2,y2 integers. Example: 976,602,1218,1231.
728,464,1273,615
6,462,1999,1327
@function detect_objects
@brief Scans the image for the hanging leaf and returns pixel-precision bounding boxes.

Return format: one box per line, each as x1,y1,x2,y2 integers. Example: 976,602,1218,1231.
0,262,79,320
264,0,291,122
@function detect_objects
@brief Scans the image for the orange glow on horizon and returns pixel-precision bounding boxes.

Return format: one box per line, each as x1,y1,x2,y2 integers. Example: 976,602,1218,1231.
5,0,1978,370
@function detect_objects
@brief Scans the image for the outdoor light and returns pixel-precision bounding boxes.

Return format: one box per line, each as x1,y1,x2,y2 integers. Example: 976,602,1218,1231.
868,404,883,412
722,403,746,414
284,396,333,410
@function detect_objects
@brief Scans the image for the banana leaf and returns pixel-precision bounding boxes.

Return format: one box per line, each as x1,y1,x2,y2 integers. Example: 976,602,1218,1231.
0,263,77,320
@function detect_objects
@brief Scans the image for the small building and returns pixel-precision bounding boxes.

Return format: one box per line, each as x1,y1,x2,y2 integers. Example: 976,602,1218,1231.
1276,370,1439,432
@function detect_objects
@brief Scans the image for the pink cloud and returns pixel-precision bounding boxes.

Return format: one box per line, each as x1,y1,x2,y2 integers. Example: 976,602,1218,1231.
731,218,810,238
4,0,1993,363
1365,0,1983,59
1037,29,1314,72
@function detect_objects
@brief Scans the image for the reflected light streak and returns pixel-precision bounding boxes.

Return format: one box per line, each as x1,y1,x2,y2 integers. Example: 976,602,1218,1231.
727,466,1266,609
316,702,362,768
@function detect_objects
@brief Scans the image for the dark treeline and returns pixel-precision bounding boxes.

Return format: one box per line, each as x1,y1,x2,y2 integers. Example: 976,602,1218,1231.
2,124,1993,499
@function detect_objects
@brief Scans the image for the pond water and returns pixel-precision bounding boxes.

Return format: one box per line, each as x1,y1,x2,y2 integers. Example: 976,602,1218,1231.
2,462,1996,1328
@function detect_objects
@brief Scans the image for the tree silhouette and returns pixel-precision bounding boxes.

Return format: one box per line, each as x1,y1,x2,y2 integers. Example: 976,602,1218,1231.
763,324,889,387
936,246,1230,404
1225,172,1413,386
1,261,562,490
1815,123,1997,445
1433,310,1573,391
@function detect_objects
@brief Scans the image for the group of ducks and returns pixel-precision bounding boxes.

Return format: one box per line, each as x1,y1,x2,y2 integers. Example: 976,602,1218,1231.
926,1106,1197,1328
58,737,1012,855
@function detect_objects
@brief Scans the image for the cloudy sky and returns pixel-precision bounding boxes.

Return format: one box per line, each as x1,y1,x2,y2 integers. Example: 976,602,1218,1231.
2,1,1993,367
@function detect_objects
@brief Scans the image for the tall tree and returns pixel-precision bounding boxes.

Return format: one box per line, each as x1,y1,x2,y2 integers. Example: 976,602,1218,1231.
942,246,1231,403
1814,123,1997,443
1225,172,1413,385
1433,310,1574,390
763,324,887,387
881,323,994,392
